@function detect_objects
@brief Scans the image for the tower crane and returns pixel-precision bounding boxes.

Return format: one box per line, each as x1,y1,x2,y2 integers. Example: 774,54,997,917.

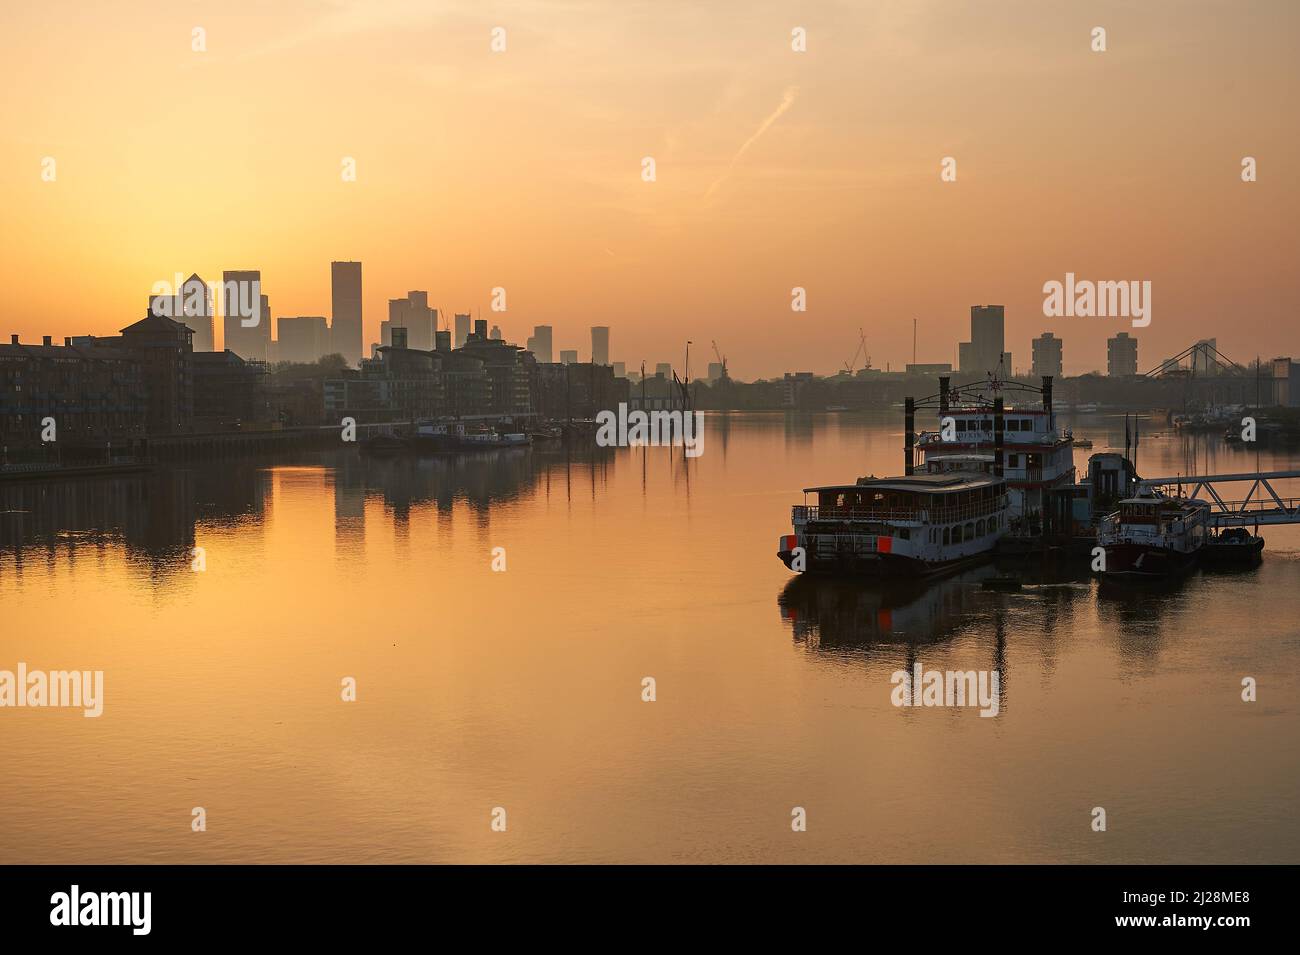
711,340,729,382
843,328,870,375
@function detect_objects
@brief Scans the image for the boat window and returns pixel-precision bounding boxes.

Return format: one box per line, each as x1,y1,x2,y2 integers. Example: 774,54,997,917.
898,528,910,540
977,519,985,535
956,420,967,432
943,527,951,545
964,522,974,540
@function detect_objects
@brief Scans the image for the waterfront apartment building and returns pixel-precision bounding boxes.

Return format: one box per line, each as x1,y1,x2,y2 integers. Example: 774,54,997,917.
323,328,533,422
959,305,1012,377
1032,332,1063,379
0,333,147,446
591,326,610,366
382,292,436,352
4,311,198,443
1108,332,1139,377
330,261,363,367
277,316,330,364
560,350,578,366
111,312,196,434
454,313,471,350
193,350,270,428
782,372,815,408
460,334,534,416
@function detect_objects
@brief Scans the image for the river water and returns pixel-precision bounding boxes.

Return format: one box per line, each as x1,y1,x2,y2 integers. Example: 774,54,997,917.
2,412,1298,863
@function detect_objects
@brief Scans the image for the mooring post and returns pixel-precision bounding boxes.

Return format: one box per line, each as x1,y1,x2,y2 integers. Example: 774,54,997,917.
904,397,916,476
994,397,1005,478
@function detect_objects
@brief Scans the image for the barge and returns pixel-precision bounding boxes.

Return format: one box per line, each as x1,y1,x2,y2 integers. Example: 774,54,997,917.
778,455,1008,578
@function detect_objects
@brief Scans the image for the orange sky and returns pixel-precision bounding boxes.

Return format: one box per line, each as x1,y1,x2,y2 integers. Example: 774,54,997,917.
2,0,1297,377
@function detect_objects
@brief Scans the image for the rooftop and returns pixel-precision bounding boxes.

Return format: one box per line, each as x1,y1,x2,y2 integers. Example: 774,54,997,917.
805,472,1002,494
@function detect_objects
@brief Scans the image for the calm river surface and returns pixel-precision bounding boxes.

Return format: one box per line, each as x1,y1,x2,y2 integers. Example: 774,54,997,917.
2,412,1298,863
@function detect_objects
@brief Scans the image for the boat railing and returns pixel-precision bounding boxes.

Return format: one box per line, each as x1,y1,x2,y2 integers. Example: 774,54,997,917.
794,498,1006,526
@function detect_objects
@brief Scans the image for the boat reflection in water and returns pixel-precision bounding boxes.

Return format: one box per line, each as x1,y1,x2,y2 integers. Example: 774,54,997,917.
777,564,1000,649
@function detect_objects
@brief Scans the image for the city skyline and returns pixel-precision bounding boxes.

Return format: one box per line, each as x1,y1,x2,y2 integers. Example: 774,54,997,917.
8,255,1273,382
3,1,1297,377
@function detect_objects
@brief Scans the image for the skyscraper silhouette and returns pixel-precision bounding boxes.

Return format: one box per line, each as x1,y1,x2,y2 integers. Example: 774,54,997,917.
222,270,267,361
331,261,363,366
591,326,610,366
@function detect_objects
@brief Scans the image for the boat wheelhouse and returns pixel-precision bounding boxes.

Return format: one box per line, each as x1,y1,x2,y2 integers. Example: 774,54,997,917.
778,455,1008,577
917,404,1075,533
1097,486,1210,578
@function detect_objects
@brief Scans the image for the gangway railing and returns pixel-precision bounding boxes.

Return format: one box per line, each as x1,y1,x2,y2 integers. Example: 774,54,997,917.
1137,469,1300,527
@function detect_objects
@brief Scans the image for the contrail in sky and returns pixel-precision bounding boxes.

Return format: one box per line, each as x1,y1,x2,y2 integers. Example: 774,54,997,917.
705,86,799,201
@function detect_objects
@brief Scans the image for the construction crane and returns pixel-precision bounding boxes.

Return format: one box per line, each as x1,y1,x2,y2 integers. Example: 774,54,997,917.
711,340,729,382
842,327,870,375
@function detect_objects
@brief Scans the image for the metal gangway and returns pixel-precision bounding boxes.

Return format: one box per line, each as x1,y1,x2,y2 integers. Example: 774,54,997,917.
1137,469,1300,527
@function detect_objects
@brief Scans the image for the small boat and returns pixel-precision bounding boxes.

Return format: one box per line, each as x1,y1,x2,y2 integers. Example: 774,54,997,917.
1202,526,1264,565
1097,486,1210,578
461,430,531,449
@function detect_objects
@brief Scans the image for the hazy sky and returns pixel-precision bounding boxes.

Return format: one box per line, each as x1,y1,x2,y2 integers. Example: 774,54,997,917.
2,0,1297,377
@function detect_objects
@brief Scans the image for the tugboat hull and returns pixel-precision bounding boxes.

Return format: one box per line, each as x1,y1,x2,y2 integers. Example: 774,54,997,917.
1100,542,1199,578
776,544,996,579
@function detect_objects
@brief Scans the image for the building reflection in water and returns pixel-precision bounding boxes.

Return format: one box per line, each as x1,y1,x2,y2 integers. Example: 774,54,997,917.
783,411,815,450
0,444,619,580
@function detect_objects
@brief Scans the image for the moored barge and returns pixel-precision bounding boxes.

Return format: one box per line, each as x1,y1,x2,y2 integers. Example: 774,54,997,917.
778,455,1008,578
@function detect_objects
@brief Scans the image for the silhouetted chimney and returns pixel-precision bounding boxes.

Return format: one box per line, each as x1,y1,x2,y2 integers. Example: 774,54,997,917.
42,335,52,346
64,337,72,346
9,334,17,345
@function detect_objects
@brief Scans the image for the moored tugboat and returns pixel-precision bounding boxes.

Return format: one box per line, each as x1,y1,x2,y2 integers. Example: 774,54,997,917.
777,455,1009,578
1096,486,1210,578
